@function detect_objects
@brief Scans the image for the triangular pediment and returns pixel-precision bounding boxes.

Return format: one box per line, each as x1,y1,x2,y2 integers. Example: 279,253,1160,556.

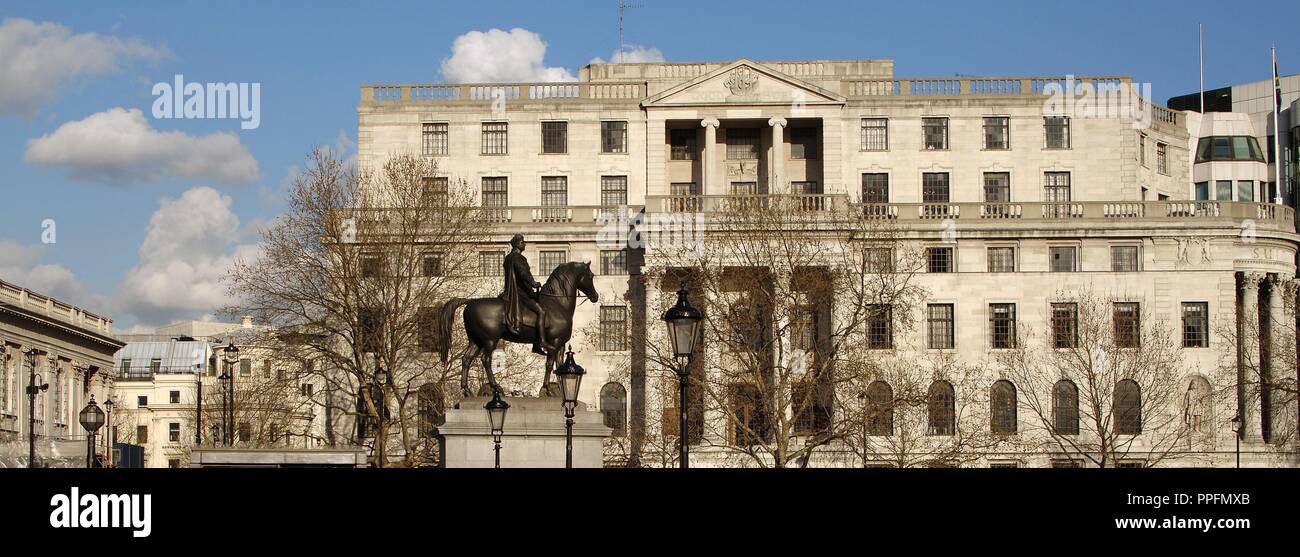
642,59,846,107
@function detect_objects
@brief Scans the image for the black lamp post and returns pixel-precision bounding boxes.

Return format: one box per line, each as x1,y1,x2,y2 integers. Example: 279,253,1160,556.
79,396,105,468
660,283,704,469
221,341,239,445
373,366,388,468
1230,413,1242,468
485,392,510,469
194,362,203,445
25,348,48,468
103,396,115,458
554,348,585,469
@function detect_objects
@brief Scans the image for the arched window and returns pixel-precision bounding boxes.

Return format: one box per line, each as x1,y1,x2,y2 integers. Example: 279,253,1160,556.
865,381,893,436
1184,376,1212,434
1114,379,1142,435
417,383,444,439
927,380,955,435
1052,380,1079,435
990,380,1017,434
600,382,627,437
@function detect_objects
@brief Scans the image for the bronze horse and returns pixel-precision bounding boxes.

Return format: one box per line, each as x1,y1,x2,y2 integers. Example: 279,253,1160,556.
436,261,598,396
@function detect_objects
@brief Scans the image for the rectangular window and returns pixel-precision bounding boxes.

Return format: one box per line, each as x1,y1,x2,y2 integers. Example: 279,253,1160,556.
922,172,950,203
600,306,629,351
1049,246,1078,272
168,422,180,443
790,128,818,159
669,128,697,160
1044,116,1070,149
422,253,444,277
358,309,383,353
865,247,894,273
601,121,627,153
1051,460,1083,469
866,305,893,349
418,307,437,352
927,304,955,349
1216,180,1233,201
149,358,162,374
600,249,627,275
1044,172,1071,203
861,173,889,203
540,176,568,220
861,118,888,151
137,425,148,444
1051,303,1078,349
421,176,448,207
481,122,508,155
990,303,1017,349
1238,180,1255,202
1195,181,1210,200
983,117,1010,149
601,176,628,207
983,172,1010,203
422,122,448,156
727,128,760,160
238,423,251,443
538,250,566,275
541,121,567,154
239,358,251,377
479,251,502,277
1156,142,1168,174
169,391,180,404
359,254,384,279
1182,302,1209,348
1111,246,1139,272
922,117,948,150
987,247,1016,273
927,246,954,273
1138,133,1147,166
481,177,508,207
137,395,148,407
1113,302,1141,348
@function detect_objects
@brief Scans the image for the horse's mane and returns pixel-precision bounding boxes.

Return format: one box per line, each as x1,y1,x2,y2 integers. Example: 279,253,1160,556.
541,262,588,297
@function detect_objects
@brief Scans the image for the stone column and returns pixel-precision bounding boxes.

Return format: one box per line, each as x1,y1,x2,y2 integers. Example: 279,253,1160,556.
1239,271,1265,443
1268,274,1295,443
701,118,719,196
768,117,787,194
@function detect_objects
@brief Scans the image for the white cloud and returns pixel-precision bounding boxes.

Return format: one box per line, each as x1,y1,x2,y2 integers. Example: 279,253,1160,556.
0,240,103,311
25,107,258,184
0,18,167,116
589,45,666,65
440,28,576,83
115,187,257,327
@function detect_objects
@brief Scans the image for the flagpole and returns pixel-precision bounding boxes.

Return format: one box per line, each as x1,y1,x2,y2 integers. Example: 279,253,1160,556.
1273,46,1284,204
1199,24,1204,113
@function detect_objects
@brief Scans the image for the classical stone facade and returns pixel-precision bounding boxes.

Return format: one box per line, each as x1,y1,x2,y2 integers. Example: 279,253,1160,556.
359,59,1300,467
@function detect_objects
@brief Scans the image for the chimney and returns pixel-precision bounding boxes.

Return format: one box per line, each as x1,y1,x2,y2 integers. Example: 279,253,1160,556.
241,315,254,329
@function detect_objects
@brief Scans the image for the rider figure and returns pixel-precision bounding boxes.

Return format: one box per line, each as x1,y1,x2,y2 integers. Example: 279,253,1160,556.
501,234,550,356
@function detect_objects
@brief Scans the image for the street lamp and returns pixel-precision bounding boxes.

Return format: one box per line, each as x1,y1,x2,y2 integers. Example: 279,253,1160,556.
660,283,703,469
554,348,585,469
194,362,203,445
79,396,105,468
25,348,48,468
485,392,510,469
103,397,115,457
1230,414,1242,468
221,341,239,446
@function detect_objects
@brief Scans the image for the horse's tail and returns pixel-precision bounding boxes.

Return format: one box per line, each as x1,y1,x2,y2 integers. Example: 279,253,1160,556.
436,298,469,364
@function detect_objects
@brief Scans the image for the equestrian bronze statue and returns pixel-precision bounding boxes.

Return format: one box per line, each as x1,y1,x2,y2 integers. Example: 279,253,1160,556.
436,234,598,396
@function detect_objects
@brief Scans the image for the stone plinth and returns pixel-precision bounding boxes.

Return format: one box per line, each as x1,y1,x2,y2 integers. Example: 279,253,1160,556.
438,396,611,468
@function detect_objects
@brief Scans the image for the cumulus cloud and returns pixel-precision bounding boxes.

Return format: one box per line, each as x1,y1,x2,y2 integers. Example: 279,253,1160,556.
115,187,258,327
440,28,576,83
25,107,258,184
589,45,666,65
0,240,103,311
0,18,167,116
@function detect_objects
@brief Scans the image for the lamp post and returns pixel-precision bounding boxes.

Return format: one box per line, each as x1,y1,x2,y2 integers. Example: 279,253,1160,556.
194,362,203,445
373,366,388,468
103,397,115,459
485,392,509,469
221,341,239,446
25,348,48,468
79,396,105,468
660,283,704,469
554,348,585,469
1230,414,1242,468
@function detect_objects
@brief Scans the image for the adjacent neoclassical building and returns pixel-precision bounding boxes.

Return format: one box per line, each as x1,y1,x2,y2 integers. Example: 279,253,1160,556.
358,58,1299,467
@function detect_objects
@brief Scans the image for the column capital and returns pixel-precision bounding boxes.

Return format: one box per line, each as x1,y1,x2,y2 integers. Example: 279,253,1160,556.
1270,272,1294,285
1241,271,1267,289
767,117,787,128
701,117,719,128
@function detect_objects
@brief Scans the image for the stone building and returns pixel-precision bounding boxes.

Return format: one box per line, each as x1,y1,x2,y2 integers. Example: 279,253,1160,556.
358,58,1299,467
0,279,122,467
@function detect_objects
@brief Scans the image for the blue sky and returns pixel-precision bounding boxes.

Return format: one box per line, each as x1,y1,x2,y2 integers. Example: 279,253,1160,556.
1,0,1297,330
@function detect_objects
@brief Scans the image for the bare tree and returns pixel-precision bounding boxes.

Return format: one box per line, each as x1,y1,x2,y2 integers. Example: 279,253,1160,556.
998,287,1194,467
645,196,926,467
226,149,487,467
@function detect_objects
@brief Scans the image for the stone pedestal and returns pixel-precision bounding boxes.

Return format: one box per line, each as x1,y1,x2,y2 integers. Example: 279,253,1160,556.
438,396,611,468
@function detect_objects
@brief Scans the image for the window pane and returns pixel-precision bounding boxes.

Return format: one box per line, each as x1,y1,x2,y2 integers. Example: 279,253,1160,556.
1182,302,1208,348
988,247,1015,273
1050,246,1077,272
600,307,628,351
862,173,889,203
790,128,818,159
669,128,697,160
727,128,759,160
481,122,508,155
861,118,888,151
927,304,954,349
927,247,954,273
983,117,1009,149
1216,180,1233,201
983,172,1010,203
601,176,628,207
1111,246,1139,272
541,121,567,154
600,249,627,275
922,117,948,150
990,304,1016,349
422,122,448,156
1238,180,1254,202
601,121,627,154
1051,303,1077,348
922,173,950,203
1113,302,1141,348
1045,116,1070,148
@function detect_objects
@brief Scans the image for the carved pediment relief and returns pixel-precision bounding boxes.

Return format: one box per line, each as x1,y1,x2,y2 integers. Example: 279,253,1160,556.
643,60,846,107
